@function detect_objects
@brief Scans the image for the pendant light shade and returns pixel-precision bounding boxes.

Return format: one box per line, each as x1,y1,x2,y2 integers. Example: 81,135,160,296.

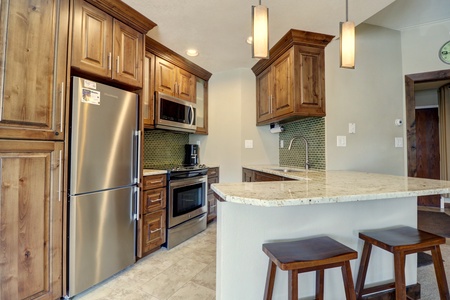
340,0,355,69
340,21,355,68
252,3,269,59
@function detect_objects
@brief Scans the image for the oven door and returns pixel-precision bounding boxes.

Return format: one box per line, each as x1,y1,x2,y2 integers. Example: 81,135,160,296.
168,175,207,228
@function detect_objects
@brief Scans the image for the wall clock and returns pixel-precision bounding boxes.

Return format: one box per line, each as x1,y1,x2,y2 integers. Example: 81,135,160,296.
439,40,450,64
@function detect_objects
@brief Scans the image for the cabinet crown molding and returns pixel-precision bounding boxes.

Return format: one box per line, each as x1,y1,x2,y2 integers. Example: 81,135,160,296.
252,29,334,76
85,0,157,33
146,36,212,81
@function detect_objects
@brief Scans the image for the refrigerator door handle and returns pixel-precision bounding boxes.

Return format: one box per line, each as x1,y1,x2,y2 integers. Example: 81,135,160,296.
135,130,141,184
134,186,140,220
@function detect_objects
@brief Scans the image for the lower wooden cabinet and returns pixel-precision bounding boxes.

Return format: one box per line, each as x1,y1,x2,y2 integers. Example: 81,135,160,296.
0,140,64,300
242,168,292,182
207,167,219,222
138,174,167,258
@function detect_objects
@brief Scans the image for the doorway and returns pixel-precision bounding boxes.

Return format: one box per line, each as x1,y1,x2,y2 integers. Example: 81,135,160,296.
405,69,450,207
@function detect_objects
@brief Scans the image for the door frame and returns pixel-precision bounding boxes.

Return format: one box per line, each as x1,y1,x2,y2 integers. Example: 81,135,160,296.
405,69,450,177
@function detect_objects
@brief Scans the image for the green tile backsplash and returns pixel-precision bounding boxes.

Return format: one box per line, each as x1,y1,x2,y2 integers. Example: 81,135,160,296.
143,130,189,168
279,118,325,170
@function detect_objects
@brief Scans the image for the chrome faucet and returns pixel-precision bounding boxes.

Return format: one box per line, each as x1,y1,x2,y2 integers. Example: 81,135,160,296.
288,136,310,170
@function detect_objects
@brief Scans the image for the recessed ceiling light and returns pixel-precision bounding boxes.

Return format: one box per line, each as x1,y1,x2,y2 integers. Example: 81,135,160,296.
246,36,253,45
186,49,199,57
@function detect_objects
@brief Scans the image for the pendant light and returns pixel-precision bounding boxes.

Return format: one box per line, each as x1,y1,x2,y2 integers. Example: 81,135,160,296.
340,0,355,69
252,0,269,59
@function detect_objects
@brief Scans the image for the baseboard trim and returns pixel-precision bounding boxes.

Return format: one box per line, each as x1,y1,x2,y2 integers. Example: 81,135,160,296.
361,283,420,300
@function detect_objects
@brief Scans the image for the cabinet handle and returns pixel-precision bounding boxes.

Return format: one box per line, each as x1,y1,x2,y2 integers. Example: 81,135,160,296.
58,150,63,202
150,228,161,234
270,95,273,114
60,82,64,133
149,180,163,184
116,56,120,73
210,205,217,208
108,52,112,70
149,198,162,203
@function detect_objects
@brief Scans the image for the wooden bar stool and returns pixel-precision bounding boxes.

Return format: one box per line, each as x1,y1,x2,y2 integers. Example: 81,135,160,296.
355,226,450,300
262,236,358,300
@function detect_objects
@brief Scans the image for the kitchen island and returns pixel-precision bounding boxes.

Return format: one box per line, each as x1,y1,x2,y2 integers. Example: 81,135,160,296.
211,166,450,299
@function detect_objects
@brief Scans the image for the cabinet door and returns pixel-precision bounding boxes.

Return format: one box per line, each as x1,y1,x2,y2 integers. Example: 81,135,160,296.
155,57,177,95
72,0,113,79
141,210,166,254
0,0,68,140
272,49,294,118
177,68,196,102
295,45,326,115
113,19,143,87
256,67,272,123
195,78,208,134
0,140,63,300
143,187,166,213
254,171,284,182
207,193,217,222
143,52,155,127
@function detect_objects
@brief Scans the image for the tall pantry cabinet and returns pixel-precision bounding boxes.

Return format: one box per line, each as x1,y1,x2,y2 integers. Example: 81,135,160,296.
0,0,68,299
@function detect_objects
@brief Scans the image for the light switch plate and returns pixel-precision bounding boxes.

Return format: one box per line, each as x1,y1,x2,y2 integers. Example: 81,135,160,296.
244,140,253,149
395,137,403,148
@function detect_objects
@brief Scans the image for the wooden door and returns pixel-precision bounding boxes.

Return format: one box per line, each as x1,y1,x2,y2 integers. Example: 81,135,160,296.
155,57,177,95
416,108,441,206
272,50,294,118
143,52,155,127
72,0,113,79
295,45,326,116
0,0,69,140
177,68,196,101
112,19,143,87
0,140,63,300
256,67,272,123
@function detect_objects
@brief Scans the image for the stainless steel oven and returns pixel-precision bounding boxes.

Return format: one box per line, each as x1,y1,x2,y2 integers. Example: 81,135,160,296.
166,167,208,249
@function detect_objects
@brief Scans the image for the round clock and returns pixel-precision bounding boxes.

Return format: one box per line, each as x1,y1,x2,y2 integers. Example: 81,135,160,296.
439,41,450,64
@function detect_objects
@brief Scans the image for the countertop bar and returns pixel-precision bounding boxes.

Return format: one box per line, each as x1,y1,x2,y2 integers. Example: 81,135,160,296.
212,165,450,206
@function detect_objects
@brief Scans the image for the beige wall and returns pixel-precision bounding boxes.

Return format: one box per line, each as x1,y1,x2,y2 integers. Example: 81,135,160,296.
190,69,278,183
325,23,405,175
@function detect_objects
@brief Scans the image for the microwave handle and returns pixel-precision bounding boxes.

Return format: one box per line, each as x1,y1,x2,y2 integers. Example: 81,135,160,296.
189,105,194,126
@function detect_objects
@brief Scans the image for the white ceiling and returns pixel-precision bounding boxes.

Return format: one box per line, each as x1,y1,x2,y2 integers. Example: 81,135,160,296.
122,0,450,74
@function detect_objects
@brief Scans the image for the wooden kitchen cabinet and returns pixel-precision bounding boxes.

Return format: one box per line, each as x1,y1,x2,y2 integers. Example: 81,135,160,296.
195,78,209,134
0,0,69,141
138,174,167,257
252,29,334,125
72,0,145,88
207,167,219,222
242,168,293,182
143,52,155,127
0,140,64,300
155,57,196,102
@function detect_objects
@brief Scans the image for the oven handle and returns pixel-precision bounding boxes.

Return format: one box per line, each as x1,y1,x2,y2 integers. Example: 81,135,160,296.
169,175,207,188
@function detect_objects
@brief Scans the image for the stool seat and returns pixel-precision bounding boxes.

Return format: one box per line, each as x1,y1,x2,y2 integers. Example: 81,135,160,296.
355,226,449,300
263,236,357,300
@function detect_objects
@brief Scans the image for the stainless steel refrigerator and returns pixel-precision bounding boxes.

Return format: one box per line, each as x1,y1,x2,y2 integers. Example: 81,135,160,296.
68,77,139,296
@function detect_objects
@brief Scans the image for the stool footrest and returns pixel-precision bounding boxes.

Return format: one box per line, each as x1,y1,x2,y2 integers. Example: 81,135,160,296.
358,281,395,297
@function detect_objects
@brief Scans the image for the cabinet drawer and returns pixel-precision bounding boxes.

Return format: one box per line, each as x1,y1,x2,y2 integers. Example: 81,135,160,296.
207,167,219,177
207,193,217,222
142,210,166,254
143,174,166,189
143,188,166,213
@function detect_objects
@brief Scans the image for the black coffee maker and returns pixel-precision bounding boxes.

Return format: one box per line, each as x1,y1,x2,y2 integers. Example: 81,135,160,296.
184,144,199,166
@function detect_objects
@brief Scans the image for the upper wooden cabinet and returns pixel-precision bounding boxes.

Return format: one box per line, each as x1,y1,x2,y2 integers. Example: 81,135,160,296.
155,57,196,102
252,29,334,126
144,37,212,132
0,0,69,140
72,0,147,88
0,140,64,300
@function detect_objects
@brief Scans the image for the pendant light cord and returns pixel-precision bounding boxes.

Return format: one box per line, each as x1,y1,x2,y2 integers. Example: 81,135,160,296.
346,0,349,22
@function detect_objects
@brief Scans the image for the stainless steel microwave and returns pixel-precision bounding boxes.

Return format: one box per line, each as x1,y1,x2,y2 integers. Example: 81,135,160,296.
155,92,196,133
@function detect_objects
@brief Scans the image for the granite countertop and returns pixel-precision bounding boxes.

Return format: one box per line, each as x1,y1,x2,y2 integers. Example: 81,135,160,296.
211,165,450,207
143,169,167,176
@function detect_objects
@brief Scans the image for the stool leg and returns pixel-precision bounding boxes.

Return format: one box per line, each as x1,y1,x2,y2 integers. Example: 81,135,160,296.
263,261,277,300
355,241,372,299
431,245,450,299
288,269,298,300
315,269,324,300
341,261,357,300
393,251,406,300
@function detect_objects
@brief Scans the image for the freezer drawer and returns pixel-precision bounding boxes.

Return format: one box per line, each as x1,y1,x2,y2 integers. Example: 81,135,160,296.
69,187,136,296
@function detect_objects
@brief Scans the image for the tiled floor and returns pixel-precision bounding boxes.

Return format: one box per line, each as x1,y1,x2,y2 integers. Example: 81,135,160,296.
73,221,216,300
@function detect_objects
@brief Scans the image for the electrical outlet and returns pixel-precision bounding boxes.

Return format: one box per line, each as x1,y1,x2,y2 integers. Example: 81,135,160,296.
337,136,347,147
280,140,284,148
395,137,403,148
349,123,356,134
244,140,253,149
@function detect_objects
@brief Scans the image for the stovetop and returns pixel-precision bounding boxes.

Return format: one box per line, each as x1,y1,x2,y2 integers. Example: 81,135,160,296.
149,164,208,172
